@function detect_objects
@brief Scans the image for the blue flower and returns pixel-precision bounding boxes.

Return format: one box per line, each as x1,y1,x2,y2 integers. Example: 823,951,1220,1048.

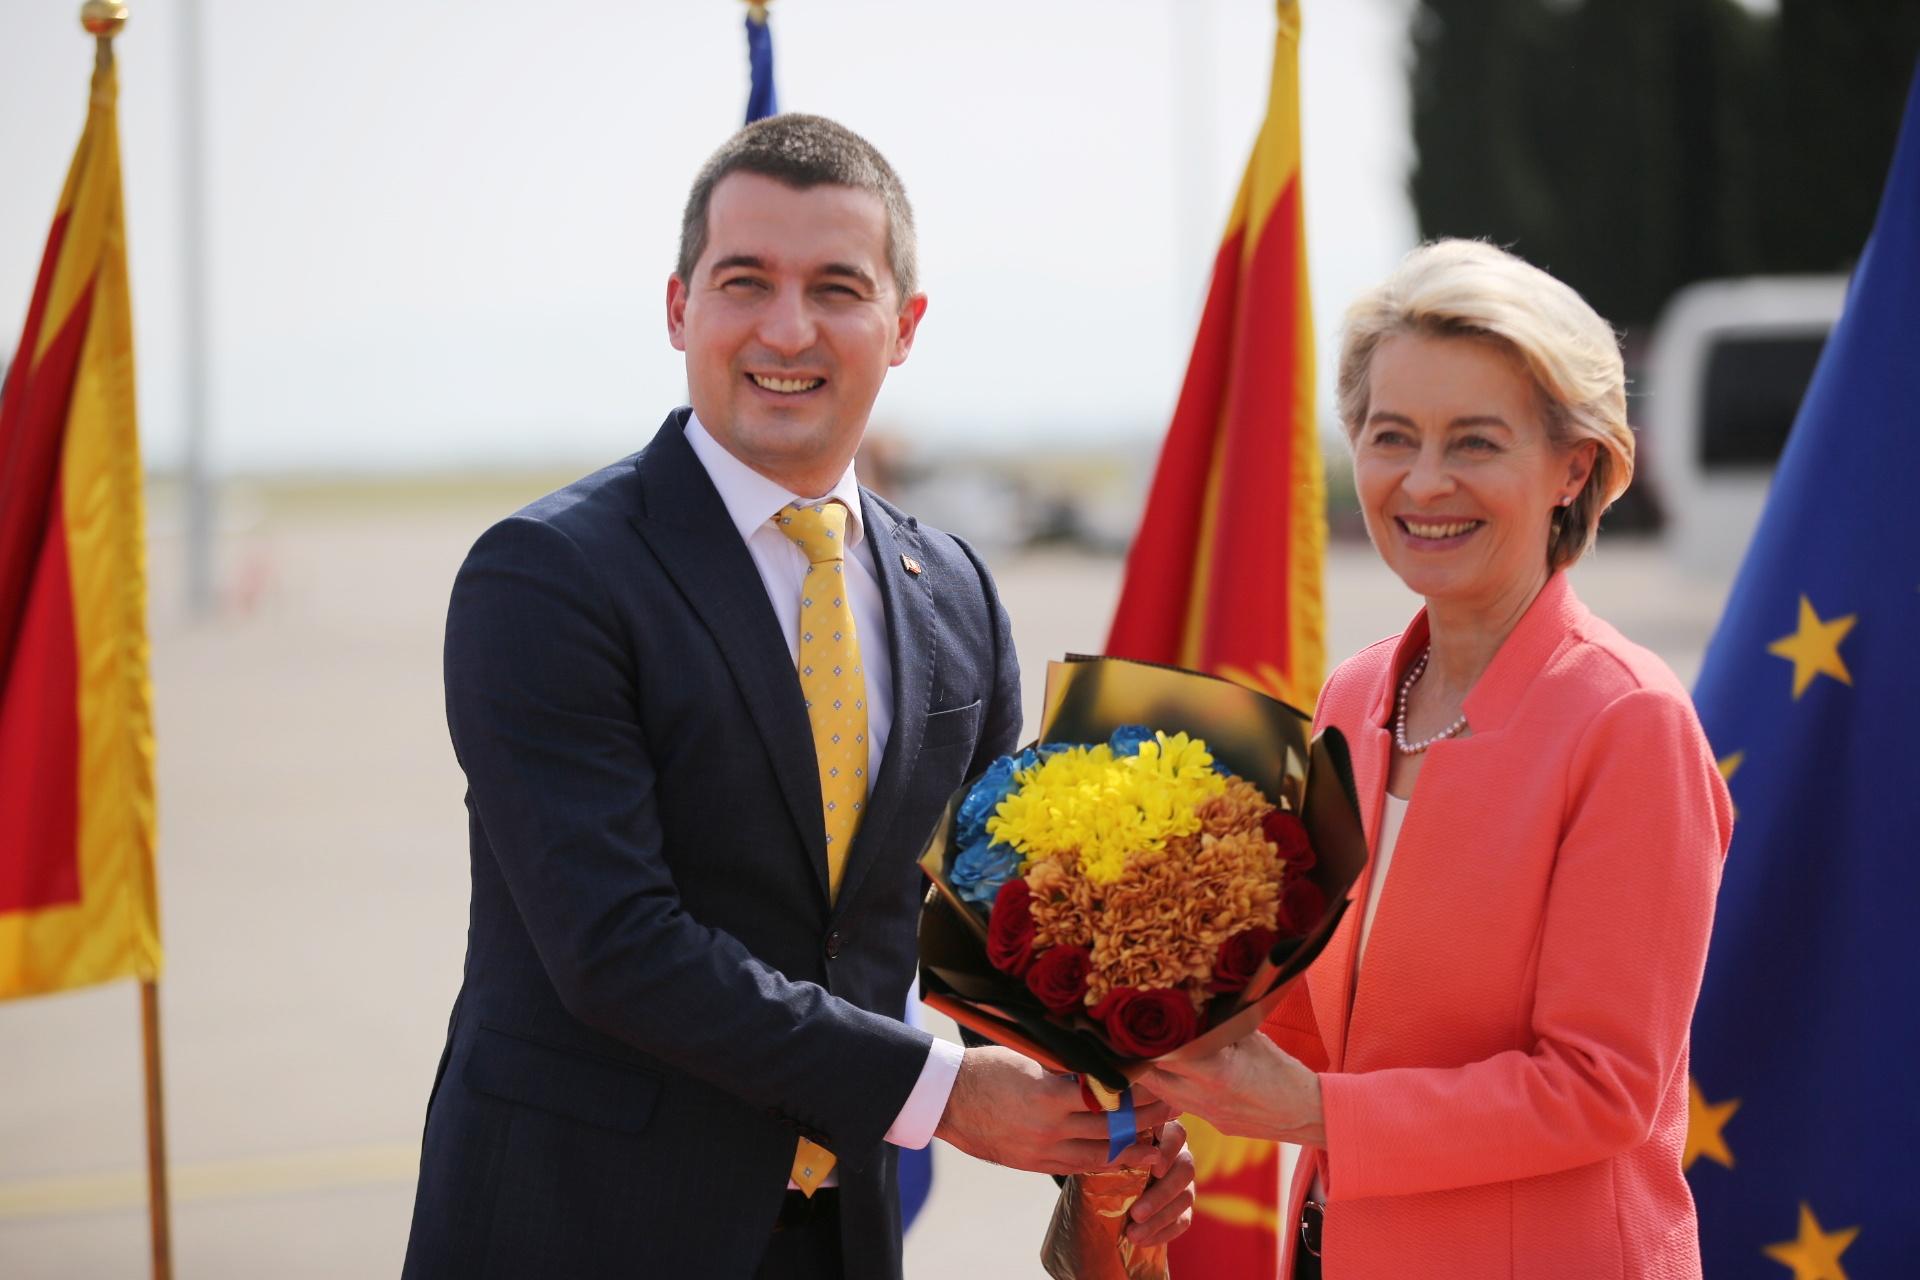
957,756,1020,848
954,743,1082,863
1107,724,1157,757
950,839,1023,905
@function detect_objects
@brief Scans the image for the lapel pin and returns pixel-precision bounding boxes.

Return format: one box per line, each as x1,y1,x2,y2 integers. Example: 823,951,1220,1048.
900,555,923,577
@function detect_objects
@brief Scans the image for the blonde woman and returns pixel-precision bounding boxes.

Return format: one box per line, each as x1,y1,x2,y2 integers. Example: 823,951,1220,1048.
1143,240,1732,1279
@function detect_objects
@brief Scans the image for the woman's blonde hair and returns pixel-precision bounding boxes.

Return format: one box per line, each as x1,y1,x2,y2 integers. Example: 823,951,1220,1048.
1335,239,1634,570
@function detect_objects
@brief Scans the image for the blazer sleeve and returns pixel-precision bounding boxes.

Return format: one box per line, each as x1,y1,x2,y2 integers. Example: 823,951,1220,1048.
444,516,932,1160
1315,687,1731,1199
1262,982,1331,1073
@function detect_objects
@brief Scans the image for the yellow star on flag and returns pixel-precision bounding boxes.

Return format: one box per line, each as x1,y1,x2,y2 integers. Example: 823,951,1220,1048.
1717,751,1744,819
1764,1202,1859,1280
1766,596,1856,699
1683,1077,1739,1171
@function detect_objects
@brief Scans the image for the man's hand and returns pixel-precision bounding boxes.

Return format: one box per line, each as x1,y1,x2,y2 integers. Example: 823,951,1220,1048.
933,1046,1175,1175
1110,1119,1197,1246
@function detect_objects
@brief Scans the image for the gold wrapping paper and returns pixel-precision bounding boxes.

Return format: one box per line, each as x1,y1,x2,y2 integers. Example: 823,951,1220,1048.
1040,1168,1170,1280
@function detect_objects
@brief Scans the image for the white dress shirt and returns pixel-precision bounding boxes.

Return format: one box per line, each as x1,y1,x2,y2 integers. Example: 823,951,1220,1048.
683,414,963,1173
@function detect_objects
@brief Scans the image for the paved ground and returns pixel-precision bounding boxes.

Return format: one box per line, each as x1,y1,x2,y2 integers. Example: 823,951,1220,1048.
0,480,1735,1278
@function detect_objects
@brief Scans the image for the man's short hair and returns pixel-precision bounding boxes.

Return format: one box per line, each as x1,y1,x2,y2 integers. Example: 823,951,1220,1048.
676,114,919,306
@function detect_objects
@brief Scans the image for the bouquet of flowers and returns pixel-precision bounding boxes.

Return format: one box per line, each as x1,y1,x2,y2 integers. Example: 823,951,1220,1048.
960,725,1326,1049
917,657,1366,1280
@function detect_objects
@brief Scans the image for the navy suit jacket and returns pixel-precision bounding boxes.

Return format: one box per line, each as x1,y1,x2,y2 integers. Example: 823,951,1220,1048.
402,409,1022,1279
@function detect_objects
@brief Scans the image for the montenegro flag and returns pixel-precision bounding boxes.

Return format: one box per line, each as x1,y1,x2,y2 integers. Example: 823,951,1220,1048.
1106,0,1323,713
1105,2,1320,1272
0,51,161,999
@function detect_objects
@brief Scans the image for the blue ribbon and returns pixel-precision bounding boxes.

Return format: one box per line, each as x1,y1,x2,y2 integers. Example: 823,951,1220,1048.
1105,1086,1138,1162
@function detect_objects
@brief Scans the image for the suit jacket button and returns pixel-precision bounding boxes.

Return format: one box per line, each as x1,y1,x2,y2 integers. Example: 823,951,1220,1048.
824,930,843,960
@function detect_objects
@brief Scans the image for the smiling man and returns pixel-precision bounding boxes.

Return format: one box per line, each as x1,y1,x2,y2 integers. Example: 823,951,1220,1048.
400,116,1193,1280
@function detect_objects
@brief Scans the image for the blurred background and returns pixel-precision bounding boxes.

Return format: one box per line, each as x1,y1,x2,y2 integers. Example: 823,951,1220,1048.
2,0,1915,1275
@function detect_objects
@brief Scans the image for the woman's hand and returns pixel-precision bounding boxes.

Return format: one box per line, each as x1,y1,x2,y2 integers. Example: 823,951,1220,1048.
1137,1036,1327,1147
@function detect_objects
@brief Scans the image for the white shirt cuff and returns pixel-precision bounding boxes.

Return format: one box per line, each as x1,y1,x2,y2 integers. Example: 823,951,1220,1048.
885,1036,963,1149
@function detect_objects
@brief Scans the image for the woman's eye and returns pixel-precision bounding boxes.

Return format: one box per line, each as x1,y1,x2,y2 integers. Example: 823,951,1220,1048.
1456,435,1498,453
1371,430,1412,448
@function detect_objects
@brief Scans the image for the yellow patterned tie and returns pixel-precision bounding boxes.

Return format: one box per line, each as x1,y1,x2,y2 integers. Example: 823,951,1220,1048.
773,499,870,1195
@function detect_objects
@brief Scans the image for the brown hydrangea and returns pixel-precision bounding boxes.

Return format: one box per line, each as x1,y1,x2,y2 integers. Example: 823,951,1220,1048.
1193,777,1275,838
1080,823,1286,1010
1013,777,1290,1015
1026,855,1096,950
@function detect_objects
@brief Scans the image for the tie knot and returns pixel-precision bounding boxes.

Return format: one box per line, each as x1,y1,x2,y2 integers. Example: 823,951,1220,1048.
774,500,851,564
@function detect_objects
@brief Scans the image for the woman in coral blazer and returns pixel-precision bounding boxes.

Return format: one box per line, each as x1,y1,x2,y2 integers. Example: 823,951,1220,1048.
1144,240,1732,1280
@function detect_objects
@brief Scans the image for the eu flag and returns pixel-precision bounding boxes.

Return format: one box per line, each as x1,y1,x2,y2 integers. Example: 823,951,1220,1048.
744,6,777,124
1687,64,1920,1277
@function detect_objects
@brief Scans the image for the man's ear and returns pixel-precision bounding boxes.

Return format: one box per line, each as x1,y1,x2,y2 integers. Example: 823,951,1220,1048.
891,293,929,367
666,275,689,352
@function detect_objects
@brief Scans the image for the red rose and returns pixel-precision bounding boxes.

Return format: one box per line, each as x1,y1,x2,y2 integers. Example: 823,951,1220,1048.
1279,876,1326,936
1263,810,1316,874
987,879,1036,975
1208,926,1279,994
1026,945,1092,1014
1092,987,1199,1057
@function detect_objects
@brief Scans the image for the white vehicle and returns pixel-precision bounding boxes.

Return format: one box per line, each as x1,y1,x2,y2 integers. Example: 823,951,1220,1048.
1644,275,1847,574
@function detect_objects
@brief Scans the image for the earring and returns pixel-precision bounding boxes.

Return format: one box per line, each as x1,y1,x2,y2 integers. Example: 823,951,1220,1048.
1558,495,1574,507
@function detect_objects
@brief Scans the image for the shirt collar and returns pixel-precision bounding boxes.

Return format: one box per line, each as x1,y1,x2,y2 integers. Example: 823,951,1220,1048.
683,410,866,549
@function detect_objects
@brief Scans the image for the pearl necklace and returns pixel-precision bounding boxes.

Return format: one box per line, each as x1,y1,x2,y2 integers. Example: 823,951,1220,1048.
1394,648,1469,755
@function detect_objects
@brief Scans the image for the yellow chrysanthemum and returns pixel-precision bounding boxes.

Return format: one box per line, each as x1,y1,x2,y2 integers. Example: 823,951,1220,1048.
986,733,1228,884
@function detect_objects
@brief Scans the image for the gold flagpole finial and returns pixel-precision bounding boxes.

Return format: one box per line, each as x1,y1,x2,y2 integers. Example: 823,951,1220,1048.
81,1,128,71
81,1,128,37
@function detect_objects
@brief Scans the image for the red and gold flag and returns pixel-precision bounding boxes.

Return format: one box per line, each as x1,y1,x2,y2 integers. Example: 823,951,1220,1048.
0,51,161,999
1105,2,1321,1272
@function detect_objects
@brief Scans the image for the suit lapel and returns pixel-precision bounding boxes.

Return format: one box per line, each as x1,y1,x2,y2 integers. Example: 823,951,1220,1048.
626,412,831,901
1309,619,1421,1073
1315,719,1390,1071
832,494,933,914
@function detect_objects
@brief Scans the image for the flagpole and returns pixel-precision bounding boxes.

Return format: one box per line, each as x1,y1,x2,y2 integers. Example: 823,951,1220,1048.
140,979,174,1280
74,14,174,1274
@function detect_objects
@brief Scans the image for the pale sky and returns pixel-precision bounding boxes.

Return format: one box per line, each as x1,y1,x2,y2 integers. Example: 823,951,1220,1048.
0,0,1418,472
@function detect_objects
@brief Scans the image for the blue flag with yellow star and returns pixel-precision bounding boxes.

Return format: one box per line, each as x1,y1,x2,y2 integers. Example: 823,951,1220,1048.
744,5,777,124
1687,62,1920,1280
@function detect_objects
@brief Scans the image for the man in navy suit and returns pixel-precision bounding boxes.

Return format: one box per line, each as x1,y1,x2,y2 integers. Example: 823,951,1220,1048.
402,115,1194,1279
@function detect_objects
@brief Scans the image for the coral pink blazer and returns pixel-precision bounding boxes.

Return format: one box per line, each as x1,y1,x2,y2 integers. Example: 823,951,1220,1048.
1266,573,1732,1279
